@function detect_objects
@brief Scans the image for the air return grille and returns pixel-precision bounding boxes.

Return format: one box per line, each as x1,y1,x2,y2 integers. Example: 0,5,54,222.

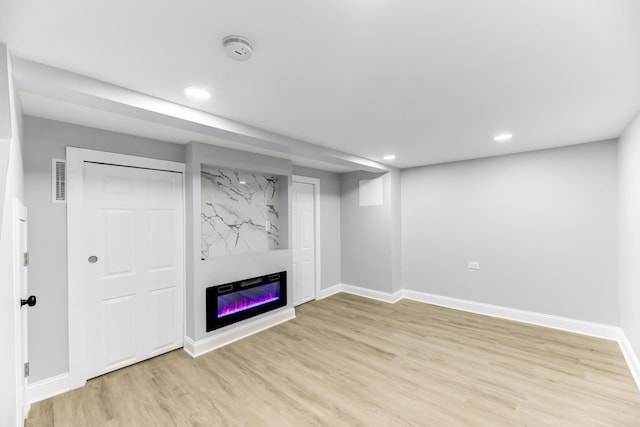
52,159,66,203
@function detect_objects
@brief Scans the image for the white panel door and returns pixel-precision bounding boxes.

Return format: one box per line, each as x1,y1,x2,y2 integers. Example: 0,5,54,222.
83,162,183,379
292,181,315,306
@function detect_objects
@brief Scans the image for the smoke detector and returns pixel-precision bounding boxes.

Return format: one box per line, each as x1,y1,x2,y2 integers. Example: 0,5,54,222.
223,36,253,61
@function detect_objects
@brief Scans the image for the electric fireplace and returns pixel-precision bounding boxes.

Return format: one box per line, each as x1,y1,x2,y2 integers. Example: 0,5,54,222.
206,271,287,331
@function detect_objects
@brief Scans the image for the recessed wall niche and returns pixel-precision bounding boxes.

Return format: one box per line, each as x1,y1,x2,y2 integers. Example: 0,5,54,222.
201,166,282,258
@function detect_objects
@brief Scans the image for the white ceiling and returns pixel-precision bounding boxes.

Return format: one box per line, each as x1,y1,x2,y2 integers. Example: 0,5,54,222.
2,0,640,169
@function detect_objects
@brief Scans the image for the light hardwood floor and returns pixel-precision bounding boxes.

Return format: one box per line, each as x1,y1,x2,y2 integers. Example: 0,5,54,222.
26,294,640,426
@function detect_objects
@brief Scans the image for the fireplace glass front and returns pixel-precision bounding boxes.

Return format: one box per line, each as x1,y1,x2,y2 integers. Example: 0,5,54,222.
206,271,287,331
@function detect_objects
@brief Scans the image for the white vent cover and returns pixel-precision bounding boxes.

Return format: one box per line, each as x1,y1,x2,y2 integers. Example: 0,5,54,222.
52,159,66,203
359,178,383,206
223,36,253,61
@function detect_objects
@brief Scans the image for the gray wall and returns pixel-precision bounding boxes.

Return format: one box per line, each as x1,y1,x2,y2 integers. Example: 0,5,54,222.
619,111,640,358
340,169,402,293
292,166,341,290
401,141,618,324
23,117,185,382
186,142,292,341
389,168,403,293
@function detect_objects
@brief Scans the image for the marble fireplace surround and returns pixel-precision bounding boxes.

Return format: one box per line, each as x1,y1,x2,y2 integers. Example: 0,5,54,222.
201,167,282,259
186,142,293,348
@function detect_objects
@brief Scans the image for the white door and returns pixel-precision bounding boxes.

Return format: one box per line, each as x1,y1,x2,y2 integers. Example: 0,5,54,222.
14,200,28,419
83,162,183,379
292,181,315,306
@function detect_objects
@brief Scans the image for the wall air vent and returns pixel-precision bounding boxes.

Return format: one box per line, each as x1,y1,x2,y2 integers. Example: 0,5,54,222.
52,159,66,203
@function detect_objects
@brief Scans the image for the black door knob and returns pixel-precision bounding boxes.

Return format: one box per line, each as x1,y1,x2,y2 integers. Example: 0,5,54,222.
20,295,36,308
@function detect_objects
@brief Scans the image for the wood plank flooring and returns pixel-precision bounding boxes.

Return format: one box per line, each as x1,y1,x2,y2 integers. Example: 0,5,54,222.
26,294,640,426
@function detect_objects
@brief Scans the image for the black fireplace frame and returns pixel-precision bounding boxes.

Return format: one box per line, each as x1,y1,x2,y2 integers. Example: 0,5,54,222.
206,271,287,331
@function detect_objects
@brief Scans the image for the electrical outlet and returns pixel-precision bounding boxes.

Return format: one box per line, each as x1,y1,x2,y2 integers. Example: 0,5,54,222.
468,261,480,270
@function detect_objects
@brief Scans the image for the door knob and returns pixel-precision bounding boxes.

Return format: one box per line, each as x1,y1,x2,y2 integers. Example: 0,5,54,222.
20,295,36,308
88,255,98,263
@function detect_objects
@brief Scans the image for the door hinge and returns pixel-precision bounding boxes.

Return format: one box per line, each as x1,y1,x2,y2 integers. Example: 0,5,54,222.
24,362,29,378
24,252,29,267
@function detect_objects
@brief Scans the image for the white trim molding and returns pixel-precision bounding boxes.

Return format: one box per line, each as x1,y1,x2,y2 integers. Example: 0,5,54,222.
618,333,640,390
402,290,621,341
28,373,73,404
317,284,342,300
341,283,403,304
183,308,296,358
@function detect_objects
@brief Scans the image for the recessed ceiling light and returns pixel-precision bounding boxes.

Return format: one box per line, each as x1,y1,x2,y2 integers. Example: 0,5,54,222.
383,154,396,161
184,87,211,99
494,133,513,142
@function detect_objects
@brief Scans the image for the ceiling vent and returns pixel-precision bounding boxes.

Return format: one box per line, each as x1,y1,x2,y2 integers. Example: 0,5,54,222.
52,159,66,203
223,36,253,61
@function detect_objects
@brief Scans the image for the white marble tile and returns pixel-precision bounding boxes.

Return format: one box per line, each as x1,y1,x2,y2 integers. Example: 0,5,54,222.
201,167,280,258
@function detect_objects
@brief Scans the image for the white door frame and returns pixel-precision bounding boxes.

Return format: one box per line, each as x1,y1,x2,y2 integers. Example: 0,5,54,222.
66,147,185,391
13,199,28,420
291,176,321,301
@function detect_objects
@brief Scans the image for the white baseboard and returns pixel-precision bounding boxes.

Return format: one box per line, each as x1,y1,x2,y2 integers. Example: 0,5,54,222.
184,308,296,358
618,332,640,391
317,284,342,300
340,283,403,303
402,290,621,341
322,284,620,340
28,373,74,404
182,337,197,358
